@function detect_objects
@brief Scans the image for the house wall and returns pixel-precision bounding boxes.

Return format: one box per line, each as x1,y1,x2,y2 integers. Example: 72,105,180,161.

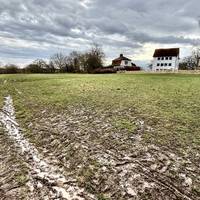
120,60,132,67
152,56,179,71
114,60,132,70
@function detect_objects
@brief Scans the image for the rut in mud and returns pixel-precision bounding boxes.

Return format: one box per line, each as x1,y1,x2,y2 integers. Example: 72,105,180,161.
0,96,96,200
27,106,200,200
0,95,200,200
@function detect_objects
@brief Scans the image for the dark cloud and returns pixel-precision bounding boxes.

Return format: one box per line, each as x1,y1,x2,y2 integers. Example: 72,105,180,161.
0,0,199,65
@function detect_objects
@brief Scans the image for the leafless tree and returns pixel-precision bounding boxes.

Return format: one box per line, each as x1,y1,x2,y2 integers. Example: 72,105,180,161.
179,48,200,70
33,59,48,69
50,53,67,71
191,48,200,69
66,51,82,72
84,43,105,73
179,56,195,70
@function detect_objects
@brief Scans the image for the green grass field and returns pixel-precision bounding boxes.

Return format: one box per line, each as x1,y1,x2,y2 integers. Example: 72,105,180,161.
1,73,200,199
1,73,200,148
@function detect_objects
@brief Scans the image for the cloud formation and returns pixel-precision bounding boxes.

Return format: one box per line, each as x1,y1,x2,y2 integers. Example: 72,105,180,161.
0,0,200,65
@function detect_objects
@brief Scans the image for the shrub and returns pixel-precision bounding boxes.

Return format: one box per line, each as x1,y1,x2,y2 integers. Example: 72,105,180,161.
93,67,117,74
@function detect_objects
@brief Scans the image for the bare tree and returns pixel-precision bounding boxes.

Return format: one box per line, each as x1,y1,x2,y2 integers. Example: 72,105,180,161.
179,48,200,70
66,51,82,72
84,43,105,73
33,59,48,69
191,48,200,70
50,53,67,72
33,59,56,73
179,56,195,70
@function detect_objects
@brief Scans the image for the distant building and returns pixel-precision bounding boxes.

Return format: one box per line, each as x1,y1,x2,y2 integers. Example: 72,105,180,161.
112,54,140,71
112,54,132,70
152,48,180,71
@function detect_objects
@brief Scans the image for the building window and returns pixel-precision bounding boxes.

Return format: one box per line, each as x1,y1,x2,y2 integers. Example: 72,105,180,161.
166,57,168,60
161,63,164,66
165,63,167,66
169,63,172,66
158,57,160,60
157,63,160,66
169,57,172,60
161,57,164,60
125,60,128,65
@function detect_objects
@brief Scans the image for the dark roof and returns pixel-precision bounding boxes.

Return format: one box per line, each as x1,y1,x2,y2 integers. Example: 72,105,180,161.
112,54,131,62
153,48,179,57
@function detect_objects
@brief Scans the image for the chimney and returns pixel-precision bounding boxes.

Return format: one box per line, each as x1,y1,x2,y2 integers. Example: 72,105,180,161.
120,54,123,57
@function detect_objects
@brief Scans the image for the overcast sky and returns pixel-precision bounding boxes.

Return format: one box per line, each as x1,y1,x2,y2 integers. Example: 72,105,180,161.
0,0,200,67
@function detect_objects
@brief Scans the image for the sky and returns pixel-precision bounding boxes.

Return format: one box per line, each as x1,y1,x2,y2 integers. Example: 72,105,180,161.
0,0,200,67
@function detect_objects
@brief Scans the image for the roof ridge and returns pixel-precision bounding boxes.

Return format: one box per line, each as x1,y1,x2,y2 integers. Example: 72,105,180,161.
153,48,180,57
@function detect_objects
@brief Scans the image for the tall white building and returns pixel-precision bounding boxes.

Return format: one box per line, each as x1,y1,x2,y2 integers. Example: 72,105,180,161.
152,48,180,71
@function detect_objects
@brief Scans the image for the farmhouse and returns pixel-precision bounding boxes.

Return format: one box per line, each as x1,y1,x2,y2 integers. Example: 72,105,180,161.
112,54,140,71
152,48,180,71
112,54,132,69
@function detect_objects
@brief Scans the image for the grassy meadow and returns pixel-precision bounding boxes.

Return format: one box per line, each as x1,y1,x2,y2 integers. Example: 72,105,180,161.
1,72,200,199
1,73,200,148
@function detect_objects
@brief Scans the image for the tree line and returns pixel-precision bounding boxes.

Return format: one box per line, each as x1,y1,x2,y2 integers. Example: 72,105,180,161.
0,44,105,74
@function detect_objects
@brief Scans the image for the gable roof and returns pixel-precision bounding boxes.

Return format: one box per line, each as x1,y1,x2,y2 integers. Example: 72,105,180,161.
153,48,179,57
112,54,131,62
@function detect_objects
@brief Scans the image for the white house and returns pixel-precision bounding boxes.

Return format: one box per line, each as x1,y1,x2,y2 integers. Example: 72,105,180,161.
112,54,133,70
152,48,180,71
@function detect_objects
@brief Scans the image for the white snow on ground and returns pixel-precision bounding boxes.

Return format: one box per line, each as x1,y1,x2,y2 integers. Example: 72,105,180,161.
0,96,96,200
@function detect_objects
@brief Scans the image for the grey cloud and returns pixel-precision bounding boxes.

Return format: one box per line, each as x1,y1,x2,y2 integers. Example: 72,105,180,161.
0,0,199,64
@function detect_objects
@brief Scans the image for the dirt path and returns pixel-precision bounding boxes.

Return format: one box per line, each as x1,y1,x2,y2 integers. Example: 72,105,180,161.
0,96,96,200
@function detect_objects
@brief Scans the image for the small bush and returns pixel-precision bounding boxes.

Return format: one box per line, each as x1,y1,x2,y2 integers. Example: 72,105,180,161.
93,67,117,74
124,66,141,71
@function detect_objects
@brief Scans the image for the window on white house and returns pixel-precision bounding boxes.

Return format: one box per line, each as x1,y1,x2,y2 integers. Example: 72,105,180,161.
157,63,160,66
125,61,128,65
161,63,164,66
166,57,168,60
161,57,164,60
169,57,172,60
169,63,172,66
158,57,160,60
165,63,167,66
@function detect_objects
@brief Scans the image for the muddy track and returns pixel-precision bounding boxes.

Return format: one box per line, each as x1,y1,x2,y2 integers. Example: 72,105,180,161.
115,158,194,200
0,96,96,200
25,106,200,199
0,95,199,199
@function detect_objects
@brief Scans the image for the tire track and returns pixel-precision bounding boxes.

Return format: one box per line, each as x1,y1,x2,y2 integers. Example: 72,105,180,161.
0,96,96,200
116,159,194,200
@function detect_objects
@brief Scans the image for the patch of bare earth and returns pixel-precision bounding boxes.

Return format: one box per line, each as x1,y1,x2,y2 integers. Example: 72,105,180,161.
0,96,96,200
19,105,200,200
1,95,200,199
0,127,30,200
